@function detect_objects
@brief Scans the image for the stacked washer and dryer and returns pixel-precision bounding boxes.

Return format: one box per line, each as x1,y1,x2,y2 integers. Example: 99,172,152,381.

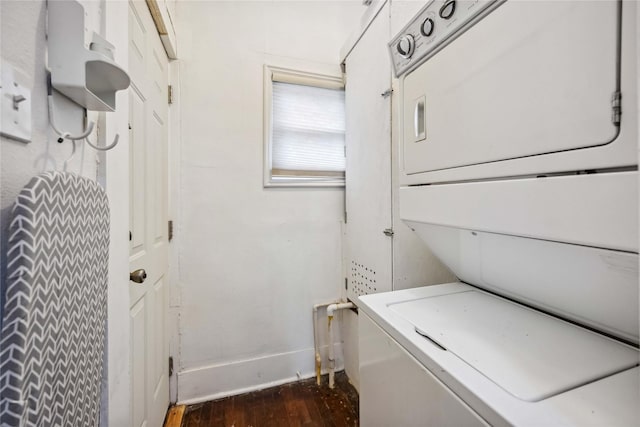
358,0,639,425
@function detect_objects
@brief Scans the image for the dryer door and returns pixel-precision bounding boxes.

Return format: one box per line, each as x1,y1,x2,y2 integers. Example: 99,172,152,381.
403,0,620,175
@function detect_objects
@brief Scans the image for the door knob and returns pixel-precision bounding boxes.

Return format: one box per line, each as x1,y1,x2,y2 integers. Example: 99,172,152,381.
130,269,147,284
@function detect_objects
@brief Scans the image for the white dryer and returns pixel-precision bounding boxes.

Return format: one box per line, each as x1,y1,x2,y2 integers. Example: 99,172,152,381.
358,1,639,425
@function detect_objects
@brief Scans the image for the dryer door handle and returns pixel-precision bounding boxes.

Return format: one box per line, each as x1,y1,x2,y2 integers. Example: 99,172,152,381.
414,96,426,142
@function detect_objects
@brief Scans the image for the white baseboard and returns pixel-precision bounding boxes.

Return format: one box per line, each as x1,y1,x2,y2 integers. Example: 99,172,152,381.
177,344,344,405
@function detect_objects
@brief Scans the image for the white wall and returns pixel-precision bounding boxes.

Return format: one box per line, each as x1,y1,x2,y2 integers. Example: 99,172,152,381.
0,0,97,247
0,1,131,425
173,0,363,403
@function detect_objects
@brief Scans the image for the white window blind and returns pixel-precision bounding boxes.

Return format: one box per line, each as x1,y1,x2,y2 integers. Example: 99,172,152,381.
271,81,346,180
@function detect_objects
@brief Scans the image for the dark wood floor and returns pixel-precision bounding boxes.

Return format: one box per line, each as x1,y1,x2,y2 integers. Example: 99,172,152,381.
182,372,359,427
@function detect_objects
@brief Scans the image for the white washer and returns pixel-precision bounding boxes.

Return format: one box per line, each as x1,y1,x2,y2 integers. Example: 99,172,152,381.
359,283,639,426
359,0,639,425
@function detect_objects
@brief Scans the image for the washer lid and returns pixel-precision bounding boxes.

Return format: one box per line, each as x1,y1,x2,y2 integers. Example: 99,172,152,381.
389,290,639,402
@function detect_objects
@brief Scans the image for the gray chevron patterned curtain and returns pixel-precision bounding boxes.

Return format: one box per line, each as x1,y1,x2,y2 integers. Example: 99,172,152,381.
0,171,109,427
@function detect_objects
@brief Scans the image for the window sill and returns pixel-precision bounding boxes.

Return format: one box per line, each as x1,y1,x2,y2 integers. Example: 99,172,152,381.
264,179,345,188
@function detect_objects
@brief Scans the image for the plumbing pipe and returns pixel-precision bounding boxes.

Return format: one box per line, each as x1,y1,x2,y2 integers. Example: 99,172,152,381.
327,301,355,389
313,302,337,386
327,302,354,318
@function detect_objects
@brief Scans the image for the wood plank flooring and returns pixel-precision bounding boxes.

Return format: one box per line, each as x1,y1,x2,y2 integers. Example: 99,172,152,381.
165,405,186,427
181,372,359,427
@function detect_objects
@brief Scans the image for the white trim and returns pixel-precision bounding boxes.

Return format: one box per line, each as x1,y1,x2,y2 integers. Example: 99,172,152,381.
263,65,273,187
146,0,178,59
266,180,346,189
167,60,182,404
263,64,346,188
271,67,344,90
177,344,345,405
103,1,131,425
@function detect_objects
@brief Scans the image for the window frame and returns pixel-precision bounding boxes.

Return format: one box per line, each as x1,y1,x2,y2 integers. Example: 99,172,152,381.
263,65,346,188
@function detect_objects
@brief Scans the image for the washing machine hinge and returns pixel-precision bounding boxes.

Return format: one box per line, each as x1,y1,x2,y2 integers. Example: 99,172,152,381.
611,91,621,125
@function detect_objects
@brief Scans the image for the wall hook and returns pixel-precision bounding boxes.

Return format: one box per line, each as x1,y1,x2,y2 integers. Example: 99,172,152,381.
49,101,95,143
84,133,119,151
47,73,95,143
63,139,77,171
47,73,120,152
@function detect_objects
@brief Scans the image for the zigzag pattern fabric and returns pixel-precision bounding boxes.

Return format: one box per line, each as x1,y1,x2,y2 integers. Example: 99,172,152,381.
0,171,109,427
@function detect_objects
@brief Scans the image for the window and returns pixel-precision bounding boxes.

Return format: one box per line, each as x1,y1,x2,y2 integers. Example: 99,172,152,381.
264,66,346,187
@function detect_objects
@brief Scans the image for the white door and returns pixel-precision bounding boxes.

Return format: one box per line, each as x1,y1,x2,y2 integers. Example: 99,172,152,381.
345,2,393,302
128,1,170,426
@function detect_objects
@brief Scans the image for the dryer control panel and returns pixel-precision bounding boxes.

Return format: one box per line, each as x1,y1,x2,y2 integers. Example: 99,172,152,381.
389,0,503,77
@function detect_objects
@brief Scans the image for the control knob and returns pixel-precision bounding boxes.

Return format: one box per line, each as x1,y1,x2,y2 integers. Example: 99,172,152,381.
396,35,415,59
439,0,457,20
421,17,435,37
